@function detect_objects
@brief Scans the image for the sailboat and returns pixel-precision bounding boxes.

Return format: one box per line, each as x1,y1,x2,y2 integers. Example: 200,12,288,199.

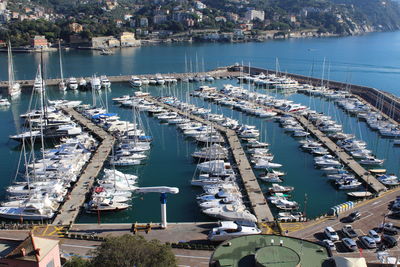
7,41,21,98
33,65,44,93
58,41,67,91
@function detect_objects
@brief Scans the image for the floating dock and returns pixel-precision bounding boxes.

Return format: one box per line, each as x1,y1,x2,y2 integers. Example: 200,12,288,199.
145,96,274,223
52,107,115,225
197,91,387,194
293,114,387,194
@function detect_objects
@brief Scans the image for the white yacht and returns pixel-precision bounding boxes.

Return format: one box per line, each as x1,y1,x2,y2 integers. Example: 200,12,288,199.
78,78,87,89
90,75,101,90
130,76,142,87
202,205,257,222
208,221,261,241
0,98,11,106
0,204,55,220
68,77,79,90
100,75,111,88
85,198,130,213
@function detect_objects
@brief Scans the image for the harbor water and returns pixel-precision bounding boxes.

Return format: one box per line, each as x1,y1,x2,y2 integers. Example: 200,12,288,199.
0,31,399,223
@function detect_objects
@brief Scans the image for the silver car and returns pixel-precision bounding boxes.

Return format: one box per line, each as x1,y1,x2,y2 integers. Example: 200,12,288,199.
368,229,381,243
342,237,358,251
360,235,377,249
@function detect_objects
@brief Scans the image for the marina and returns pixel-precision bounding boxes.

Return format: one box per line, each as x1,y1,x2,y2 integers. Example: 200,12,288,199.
0,26,400,265
145,96,274,223
52,107,115,225
0,68,399,225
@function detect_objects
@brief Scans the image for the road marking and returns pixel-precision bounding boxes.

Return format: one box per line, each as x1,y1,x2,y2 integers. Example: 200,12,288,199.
175,255,210,260
61,244,97,249
372,200,382,206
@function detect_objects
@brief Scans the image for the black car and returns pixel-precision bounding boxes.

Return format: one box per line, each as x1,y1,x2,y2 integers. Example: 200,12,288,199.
347,211,361,222
388,211,400,219
383,227,398,235
382,235,398,248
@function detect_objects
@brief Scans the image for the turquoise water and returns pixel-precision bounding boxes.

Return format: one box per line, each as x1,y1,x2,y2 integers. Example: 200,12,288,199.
1,80,399,223
1,31,400,95
1,31,400,223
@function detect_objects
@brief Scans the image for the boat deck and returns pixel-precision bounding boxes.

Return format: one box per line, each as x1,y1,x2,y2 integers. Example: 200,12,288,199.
145,96,274,223
52,107,115,225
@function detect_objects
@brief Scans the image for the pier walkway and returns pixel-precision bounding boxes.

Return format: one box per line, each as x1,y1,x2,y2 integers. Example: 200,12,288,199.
53,107,115,225
145,96,274,223
0,68,241,89
199,91,386,194
293,114,387,194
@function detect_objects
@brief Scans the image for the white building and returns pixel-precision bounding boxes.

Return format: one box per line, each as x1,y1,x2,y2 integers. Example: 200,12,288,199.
195,1,206,10
245,10,265,21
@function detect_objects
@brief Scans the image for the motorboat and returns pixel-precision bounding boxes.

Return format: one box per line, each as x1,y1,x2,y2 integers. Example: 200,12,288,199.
253,159,282,169
90,75,101,90
359,157,384,166
79,78,87,89
100,75,111,88
197,160,234,176
0,98,11,106
268,184,294,193
0,204,55,220
68,77,79,90
202,205,257,222
207,221,261,241
85,198,130,213
130,76,142,87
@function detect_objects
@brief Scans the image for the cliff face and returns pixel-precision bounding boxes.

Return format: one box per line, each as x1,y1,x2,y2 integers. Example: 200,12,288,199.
330,0,400,34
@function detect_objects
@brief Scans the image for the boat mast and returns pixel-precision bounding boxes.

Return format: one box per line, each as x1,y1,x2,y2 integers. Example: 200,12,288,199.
321,57,326,88
59,40,64,84
7,41,13,95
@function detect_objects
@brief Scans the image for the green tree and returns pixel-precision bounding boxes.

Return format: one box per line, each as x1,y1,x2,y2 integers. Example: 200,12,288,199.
90,235,177,267
64,256,90,267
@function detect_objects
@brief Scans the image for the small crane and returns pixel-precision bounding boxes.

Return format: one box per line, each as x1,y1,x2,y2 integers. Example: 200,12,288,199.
134,186,179,229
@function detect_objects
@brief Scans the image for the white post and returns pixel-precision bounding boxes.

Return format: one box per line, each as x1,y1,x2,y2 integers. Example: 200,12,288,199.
160,193,167,229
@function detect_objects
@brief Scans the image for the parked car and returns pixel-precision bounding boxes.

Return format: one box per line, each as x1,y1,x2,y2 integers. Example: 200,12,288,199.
342,238,358,251
347,211,361,222
322,239,336,252
360,236,377,249
379,223,398,235
368,229,381,243
382,235,397,248
342,225,358,238
324,226,339,241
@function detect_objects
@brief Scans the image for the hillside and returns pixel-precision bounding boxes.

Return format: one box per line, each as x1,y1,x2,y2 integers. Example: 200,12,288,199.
2,0,400,46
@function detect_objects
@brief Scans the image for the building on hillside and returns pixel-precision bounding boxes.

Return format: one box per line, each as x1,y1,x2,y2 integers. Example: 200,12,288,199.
153,14,168,24
215,16,227,23
91,36,120,49
119,32,140,47
0,233,62,267
105,0,118,10
245,9,265,21
31,35,48,49
124,14,133,21
139,17,148,27
68,22,83,33
194,1,206,10
227,12,239,22
69,34,89,45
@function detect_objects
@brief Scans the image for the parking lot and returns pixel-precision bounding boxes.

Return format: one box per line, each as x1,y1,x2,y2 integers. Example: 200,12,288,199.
288,189,400,262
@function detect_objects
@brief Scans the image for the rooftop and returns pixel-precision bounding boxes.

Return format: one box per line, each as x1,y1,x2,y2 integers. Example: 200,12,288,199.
210,234,332,267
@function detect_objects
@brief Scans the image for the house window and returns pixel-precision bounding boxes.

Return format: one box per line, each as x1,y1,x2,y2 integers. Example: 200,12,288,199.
46,259,54,267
